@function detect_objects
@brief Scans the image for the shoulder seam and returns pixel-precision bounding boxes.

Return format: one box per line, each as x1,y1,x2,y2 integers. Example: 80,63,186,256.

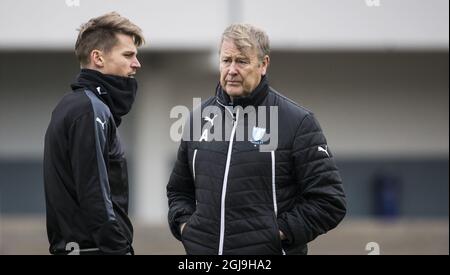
83,90,111,115
269,87,313,114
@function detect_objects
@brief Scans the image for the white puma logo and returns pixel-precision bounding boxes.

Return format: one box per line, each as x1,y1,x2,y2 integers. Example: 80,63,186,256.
318,145,329,157
96,117,106,130
204,114,218,126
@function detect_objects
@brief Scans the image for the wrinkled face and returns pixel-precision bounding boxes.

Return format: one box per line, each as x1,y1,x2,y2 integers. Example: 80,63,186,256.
99,33,141,78
219,39,269,99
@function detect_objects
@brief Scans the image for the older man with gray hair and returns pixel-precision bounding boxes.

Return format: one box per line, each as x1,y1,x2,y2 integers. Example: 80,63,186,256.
167,23,346,255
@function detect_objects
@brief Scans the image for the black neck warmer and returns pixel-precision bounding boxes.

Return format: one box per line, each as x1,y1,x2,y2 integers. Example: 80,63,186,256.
216,75,269,108
71,69,138,126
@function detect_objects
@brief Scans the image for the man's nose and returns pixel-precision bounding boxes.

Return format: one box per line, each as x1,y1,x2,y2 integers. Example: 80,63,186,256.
228,62,238,75
132,57,141,69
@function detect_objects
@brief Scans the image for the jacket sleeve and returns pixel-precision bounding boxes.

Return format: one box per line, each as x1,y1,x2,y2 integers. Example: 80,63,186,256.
167,140,196,241
68,112,130,254
277,114,346,247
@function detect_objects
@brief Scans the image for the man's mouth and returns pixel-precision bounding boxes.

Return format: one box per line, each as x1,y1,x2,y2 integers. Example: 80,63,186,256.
128,73,136,78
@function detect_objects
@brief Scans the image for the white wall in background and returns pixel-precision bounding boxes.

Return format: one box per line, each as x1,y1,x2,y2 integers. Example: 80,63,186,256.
0,0,448,50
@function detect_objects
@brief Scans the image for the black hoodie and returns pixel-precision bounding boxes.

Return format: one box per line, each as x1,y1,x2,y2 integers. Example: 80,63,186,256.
43,69,137,254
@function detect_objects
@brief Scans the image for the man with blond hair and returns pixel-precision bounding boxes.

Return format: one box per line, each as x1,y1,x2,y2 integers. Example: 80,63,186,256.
44,12,144,255
167,24,346,255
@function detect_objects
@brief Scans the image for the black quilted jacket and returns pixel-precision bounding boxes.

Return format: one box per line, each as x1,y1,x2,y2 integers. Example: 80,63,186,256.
167,76,346,255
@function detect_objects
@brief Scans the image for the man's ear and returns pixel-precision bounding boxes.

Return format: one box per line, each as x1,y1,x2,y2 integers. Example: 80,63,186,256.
91,50,104,68
261,55,270,76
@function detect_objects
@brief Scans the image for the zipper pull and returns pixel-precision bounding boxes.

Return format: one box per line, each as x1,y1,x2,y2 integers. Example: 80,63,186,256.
233,109,240,124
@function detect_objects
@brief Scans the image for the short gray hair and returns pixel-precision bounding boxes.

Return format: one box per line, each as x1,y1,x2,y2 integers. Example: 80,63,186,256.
220,23,270,61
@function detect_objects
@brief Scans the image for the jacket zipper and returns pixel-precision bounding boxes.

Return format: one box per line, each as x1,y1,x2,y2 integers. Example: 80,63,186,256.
271,151,278,216
192,149,198,181
271,151,286,255
193,149,199,206
218,108,239,255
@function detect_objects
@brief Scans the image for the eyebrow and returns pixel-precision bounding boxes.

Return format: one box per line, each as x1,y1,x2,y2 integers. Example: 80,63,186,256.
221,54,248,59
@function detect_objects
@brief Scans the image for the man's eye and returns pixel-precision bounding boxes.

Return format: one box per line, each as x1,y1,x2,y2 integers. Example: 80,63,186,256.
235,58,249,64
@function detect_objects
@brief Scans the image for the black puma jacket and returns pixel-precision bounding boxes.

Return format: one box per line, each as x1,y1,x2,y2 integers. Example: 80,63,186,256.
44,69,135,255
167,76,346,255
